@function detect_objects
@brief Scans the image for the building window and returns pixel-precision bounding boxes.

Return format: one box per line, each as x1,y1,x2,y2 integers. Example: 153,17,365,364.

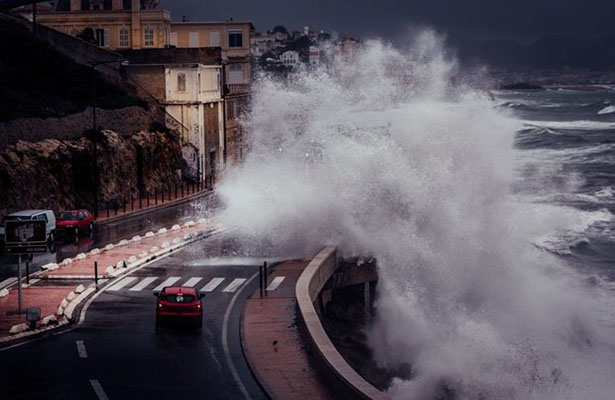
189,32,199,48
228,31,243,47
94,28,109,47
170,32,178,46
144,27,154,47
228,63,244,84
177,73,186,92
210,31,220,47
119,27,130,47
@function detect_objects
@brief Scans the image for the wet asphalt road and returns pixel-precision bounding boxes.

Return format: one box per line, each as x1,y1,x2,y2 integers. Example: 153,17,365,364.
0,192,219,283
0,236,269,400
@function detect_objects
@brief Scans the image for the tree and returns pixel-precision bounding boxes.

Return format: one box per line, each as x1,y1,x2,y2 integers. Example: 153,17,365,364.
271,25,288,35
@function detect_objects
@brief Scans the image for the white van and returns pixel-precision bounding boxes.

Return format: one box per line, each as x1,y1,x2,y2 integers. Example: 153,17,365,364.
0,210,57,243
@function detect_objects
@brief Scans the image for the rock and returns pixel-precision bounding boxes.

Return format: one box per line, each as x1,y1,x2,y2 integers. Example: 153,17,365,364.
66,291,76,301
131,235,141,242
105,244,114,251
60,299,69,308
118,239,129,246
76,253,86,260
197,218,207,224
56,306,64,316
183,220,195,227
145,231,155,238
139,251,148,259
41,315,58,326
161,241,170,249
9,323,29,335
157,228,167,234
74,284,85,294
171,224,181,231
105,266,114,276
183,233,193,240
61,258,73,265
172,237,182,244
128,256,137,263
0,288,9,297
115,260,125,269
90,248,101,255
149,246,160,253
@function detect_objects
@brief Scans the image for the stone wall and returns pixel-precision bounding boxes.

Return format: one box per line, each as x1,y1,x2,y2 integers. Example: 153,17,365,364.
0,130,183,216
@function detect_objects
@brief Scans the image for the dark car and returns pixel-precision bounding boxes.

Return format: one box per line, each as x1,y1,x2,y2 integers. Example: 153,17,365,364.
154,286,204,328
56,210,94,236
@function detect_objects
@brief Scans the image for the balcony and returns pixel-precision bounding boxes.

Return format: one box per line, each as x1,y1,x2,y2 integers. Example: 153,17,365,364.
225,83,250,95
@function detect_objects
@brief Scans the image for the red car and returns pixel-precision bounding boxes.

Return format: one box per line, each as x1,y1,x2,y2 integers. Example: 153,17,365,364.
56,210,94,236
154,286,204,328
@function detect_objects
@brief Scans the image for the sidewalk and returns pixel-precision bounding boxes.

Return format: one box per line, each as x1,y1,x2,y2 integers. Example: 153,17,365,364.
94,186,211,224
0,218,213,342
242,261,336,400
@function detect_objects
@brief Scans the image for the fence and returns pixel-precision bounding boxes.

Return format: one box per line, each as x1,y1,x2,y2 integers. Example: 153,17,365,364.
96,178,214,220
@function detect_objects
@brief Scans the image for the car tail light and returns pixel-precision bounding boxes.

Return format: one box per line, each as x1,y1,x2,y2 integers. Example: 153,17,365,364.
193,303,201,310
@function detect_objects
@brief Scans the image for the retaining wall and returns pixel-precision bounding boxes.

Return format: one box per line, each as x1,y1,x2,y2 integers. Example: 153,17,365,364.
296,246,389,400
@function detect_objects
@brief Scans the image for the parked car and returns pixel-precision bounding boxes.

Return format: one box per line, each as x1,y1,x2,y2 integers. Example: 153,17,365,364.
56,210,94,237
154,286,204,328
0,209,56,244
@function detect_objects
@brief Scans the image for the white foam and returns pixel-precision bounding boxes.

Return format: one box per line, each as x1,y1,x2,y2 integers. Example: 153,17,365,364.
218,34,615,400
597,105,615,115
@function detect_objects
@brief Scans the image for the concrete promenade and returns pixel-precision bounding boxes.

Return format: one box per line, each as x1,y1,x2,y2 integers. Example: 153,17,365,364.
242,260,337,399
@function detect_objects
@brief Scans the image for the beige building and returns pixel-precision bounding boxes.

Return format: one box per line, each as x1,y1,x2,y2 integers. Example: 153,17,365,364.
36,0,252,167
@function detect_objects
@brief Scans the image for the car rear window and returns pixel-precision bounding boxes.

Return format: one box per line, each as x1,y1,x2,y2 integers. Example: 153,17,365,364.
60,212,78,220
162,294,195,303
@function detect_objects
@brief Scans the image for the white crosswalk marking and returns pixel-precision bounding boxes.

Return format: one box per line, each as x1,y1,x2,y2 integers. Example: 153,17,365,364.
266,276,285,291
182,277,203,287
129,277,158,291
106,277,138,291
153,277,181,291
222,278,246,293
200,277,224,292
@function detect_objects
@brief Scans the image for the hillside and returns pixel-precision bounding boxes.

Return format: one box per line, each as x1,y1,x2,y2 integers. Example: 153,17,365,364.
0,16,145,122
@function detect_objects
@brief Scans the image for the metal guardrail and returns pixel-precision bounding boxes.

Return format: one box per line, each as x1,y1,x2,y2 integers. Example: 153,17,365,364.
295,247,389,400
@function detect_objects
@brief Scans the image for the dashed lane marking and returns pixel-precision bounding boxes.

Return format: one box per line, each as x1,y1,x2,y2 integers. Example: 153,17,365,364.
152,276,181,291
106,277,138,291
76,340,87,358
266,276,285,291
90,379,110,400
129,277,158,291
182,277,203,287
200,277,225,292
222,278,246,293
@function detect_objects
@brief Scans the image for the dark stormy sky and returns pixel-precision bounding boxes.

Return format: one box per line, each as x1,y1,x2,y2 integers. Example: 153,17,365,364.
161,0,615,43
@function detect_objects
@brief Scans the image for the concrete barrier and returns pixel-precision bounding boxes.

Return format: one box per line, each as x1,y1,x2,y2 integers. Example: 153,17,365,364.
296,247,388,400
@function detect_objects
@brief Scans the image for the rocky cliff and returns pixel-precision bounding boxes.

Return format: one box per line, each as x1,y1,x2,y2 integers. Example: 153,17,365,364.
0,130,183,216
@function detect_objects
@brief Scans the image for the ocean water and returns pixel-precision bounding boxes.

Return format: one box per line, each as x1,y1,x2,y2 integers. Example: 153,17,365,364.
218,33,615,399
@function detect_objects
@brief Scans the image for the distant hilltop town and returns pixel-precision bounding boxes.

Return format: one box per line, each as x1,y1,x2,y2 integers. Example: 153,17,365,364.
251,25,360,70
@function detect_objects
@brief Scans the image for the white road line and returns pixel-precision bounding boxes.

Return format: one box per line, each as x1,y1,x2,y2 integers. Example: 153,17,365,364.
0,277,17,290
200,277,224,292
222,278,246,293
89,379,110,400
76,340,88,358
222,270,260,400
182,277,202,287
153,276,181,291
266,276,285,291
129,277,158,291
106,277,138,291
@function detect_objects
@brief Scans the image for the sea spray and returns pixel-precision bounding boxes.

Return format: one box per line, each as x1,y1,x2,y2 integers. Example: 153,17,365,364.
218,31,615,399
